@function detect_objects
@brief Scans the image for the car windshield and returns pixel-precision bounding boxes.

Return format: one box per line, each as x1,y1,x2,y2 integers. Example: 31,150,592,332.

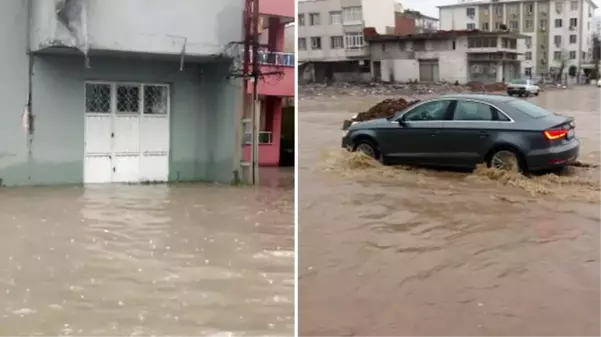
510,79,528,85
508,99,552,118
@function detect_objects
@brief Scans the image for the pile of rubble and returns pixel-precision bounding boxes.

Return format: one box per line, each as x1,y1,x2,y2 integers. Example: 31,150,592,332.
342,98,420,130
354,98,421,122
300,81,508,98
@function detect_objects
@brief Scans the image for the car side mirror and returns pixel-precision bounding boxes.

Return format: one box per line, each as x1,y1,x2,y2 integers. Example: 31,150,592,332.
397,119,406,126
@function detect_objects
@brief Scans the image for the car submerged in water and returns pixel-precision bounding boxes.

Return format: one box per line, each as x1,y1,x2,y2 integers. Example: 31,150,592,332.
341,94,579,172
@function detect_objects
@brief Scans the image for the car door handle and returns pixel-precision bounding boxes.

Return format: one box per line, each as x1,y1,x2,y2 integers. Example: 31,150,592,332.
478,131,489,138
431,130,441,136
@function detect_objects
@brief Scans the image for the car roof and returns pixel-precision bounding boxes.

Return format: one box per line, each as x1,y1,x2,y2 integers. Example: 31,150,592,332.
437,93,516,104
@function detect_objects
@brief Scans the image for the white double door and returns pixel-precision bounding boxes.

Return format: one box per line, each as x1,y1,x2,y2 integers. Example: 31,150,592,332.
84,108,170,184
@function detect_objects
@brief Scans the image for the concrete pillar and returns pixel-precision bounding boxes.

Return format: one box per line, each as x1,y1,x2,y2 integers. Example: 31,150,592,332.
496,62,504,82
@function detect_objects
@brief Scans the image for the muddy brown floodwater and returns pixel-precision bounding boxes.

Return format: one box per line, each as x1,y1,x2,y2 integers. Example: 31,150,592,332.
299,86,600,336
0,167,293,336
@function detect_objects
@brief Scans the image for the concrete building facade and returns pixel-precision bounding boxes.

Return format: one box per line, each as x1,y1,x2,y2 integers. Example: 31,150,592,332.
0,0,292,187
297,0,400,82
367,30,525,84
439,0,598,77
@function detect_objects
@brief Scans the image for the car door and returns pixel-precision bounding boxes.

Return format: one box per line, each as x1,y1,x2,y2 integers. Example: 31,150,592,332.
379,99,454,165
437,99,503,167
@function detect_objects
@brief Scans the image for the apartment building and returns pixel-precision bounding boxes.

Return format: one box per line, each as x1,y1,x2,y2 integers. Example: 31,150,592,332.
439,0,598,77
395,10,440,35
298,0,399,82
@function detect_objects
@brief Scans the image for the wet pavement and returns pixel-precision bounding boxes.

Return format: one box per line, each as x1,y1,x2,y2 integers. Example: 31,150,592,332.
298,86,600,336
0,167,294,336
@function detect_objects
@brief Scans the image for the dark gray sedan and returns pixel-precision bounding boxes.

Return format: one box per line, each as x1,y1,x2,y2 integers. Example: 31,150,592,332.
341,94,579,172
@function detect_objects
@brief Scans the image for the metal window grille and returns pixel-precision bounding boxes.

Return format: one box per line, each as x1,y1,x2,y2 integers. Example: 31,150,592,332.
85,83,111,113
116,85,140,113
143,85,168,114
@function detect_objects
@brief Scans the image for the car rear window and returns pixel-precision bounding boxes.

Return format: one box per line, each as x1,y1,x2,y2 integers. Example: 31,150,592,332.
508,99,552,118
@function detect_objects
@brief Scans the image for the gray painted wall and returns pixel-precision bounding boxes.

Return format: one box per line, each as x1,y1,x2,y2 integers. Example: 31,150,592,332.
30,0,244,56
1,53,239,186
0,0,31,186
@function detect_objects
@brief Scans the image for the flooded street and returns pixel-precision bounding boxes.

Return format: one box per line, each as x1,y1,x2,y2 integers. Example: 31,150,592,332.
0,168,294,336
298,86,600,336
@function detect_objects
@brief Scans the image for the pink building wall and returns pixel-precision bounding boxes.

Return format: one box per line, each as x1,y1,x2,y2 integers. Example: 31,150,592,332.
243,3,293,166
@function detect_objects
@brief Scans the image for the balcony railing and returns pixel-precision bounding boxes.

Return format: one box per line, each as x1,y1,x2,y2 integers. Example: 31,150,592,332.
247,49,295,67
244,131,273,145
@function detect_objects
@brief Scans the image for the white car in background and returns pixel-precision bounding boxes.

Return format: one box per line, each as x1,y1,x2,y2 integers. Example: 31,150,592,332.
506,79,540,97
597,79,601,88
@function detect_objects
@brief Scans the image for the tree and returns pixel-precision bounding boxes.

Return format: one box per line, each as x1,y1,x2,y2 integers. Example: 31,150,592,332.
554,49,569,83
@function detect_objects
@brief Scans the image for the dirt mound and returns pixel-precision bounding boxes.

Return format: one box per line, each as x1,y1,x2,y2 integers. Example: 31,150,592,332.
354,98,421,122
466,81,507,92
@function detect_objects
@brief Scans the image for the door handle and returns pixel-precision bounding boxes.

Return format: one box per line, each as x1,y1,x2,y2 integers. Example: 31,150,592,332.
431,130,441,136
478,131,489,138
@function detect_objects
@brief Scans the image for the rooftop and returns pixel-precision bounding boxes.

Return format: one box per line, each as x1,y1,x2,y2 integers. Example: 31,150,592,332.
437,0,598,9
363,28,527,42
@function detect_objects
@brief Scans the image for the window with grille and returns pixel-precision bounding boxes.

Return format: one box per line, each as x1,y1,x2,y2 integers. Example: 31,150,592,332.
554,51,562,60
570,18,577,27
344,33,364,49
309,13,320,25
298,14,305,26
466,7,475,16
85,83,111,113
330,36,343,49
555,19,562,27
569,50,576,59
525,19,533,29
569,34,577,43
342,6,362,24
525,51,532,60
467,23,476,29
510,21,519,29
329,11,341,24
143,85,168,114
116,85,140,113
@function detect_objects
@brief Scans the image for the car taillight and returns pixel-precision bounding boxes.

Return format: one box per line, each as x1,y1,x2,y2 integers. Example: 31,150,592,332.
544,129,568,140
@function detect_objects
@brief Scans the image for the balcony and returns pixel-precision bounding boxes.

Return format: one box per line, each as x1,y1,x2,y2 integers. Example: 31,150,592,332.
247,50,294,97
30,0,244,56
258,0,294,19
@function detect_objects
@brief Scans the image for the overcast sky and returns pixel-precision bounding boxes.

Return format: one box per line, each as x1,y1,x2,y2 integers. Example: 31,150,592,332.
402,0,601,19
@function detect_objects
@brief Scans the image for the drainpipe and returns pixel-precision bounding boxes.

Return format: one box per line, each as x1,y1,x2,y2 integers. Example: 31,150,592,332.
25,0,34,182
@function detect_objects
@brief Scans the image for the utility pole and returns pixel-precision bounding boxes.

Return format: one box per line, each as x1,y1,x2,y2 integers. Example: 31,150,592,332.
250,0,260,185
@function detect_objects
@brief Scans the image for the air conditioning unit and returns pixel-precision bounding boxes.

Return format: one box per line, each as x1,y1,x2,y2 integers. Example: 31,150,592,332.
541,11,547,16
555,42,561,47
569,25,575,30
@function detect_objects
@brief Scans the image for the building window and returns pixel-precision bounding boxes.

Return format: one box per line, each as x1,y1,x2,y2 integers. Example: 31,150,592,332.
495,22,501,30
569,18,577,27
582,51,586,59
526,3,534,14
525,51,532,60
482,22,489,31
330,36,343,49
298,14,305,26
556,2,563,12
569,50,576,59
329,11,342,24
494,5,503,16
570,0,578,10
467,23,476,29
309,13,320,25
116,85,140,113
525,67,532,76
555,19,562,28
310,37,322,50
540,19,547,30
466,7,475,17
525,19,533,29
85,83,111,113
342,6,362,24
344,33,364,49
569,34,577,43
298,38,307,50
554,35,562,46
510,20,519,29
554,51,562,60
525,36,532,47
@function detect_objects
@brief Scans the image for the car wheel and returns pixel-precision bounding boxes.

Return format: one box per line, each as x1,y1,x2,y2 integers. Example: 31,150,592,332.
354,140,380,160
507,92,513,96
488,149,523,172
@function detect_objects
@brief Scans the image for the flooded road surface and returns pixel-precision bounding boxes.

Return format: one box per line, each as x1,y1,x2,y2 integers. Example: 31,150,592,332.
298,86,600,336
0,167,293,336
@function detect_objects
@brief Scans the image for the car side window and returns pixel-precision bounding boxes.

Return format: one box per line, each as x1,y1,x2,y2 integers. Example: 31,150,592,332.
453,101,494,121
402,100,451,121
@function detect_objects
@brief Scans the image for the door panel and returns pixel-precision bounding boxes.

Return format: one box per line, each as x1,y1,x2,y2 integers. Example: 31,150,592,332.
84,116,112,154
113,116,140,155
140,154,169,182
112,155,140,183
380,122,443,165
84,155,112,184
140,116,169,153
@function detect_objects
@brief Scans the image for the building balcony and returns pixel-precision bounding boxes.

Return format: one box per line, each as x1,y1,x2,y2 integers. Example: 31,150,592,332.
345,46,369,58
29,0,243,56
258,0,294,19
247,50,294,97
